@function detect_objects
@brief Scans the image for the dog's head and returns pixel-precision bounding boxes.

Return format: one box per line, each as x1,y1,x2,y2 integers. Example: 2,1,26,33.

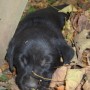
5,40,62,90
5,42,74,90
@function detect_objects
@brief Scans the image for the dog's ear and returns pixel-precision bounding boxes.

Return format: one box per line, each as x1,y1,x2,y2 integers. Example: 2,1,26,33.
5,45,14,72
56,12,70,32
60,45,74,64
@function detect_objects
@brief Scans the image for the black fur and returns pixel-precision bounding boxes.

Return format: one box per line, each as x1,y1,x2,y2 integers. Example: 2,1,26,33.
5,4,74,90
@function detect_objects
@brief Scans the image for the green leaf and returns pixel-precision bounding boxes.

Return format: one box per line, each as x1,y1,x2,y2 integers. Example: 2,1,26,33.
28,6,36,13
0,74,8,82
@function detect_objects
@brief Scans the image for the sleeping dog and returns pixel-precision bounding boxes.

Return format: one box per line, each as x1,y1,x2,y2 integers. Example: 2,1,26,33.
5,4,74,90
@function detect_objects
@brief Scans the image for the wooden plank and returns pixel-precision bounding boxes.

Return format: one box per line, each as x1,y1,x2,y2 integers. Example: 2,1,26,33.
0,0,28,66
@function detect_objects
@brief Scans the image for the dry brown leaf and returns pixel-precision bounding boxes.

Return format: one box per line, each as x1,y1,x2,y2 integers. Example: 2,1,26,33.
0,62,9,72
50,66,67,88
66,69,85,90
8,78,20,90
77,14,88,32
74,29,90,67
83,80,90,90
85,66,90,82
76,84,82,90
56,85,65,90
58,4,77,13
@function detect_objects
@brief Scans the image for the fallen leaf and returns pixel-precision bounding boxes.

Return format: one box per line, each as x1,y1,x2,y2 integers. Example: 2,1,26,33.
0,63,9,72
50,66,67,88
58,4,77,13
66,69,85,90
56,85,65,90
76,84,82,90
74,29,90,66
83,80,90,90
0,74,8,82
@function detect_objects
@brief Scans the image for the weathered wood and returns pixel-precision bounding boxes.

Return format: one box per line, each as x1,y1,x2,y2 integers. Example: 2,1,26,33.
0,0,28,66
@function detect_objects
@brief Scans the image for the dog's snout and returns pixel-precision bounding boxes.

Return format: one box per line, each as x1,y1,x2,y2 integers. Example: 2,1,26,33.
24,76,38,89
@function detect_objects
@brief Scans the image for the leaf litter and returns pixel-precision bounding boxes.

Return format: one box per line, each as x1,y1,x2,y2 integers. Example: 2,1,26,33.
49,4,90,90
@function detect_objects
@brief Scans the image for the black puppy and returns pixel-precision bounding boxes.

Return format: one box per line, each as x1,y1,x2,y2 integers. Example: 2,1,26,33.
5,4,74,90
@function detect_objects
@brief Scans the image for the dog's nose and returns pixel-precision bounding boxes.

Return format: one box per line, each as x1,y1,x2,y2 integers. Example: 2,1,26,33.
29,82,37,88
25,82,37,90
24,76,38,89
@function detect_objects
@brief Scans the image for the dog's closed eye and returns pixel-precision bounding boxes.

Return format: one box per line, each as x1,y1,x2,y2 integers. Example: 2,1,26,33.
41,58,51,67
